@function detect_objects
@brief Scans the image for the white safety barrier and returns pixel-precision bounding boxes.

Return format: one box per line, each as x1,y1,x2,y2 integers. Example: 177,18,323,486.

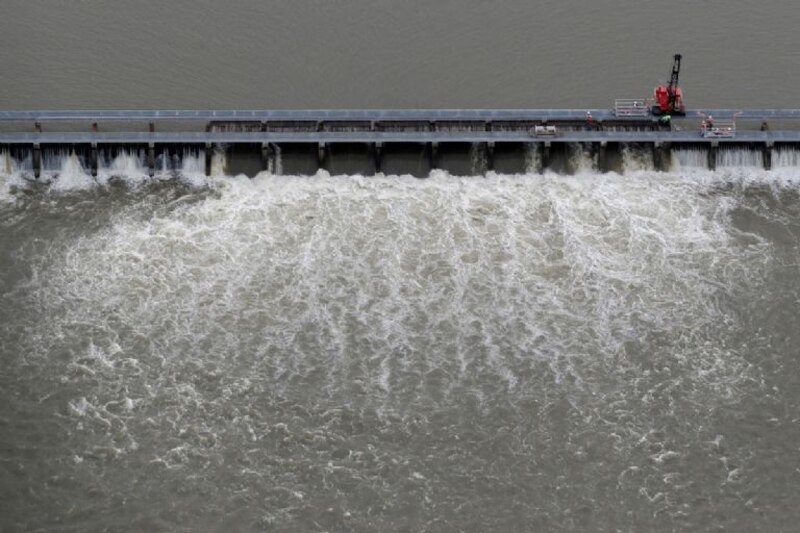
700,119,736,138
531,125,559,137
614,99,650,117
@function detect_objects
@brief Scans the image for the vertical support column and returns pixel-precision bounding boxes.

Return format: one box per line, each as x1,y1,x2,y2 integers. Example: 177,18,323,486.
90,122,98,177
374,142,383,175
316,122,325,173
708,141,718,171
763,141,773,171
428,121,438,176
148,122,156,177
147,142,155,177
266,122,275,174
486,141,495,172
205,142,212,176
90,143,98,177
596,141,608,172
318,142,327,171
33,143,42,178
652,142,670,171
541,142,551,173
33,122,42,179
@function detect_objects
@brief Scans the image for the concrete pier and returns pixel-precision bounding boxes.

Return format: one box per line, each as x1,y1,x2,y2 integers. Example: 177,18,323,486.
653,143,670,171
147,143,155,177
596,142,609,173
708,142,718,171
32,143,41,178
374,142,383,174
764,142,773,171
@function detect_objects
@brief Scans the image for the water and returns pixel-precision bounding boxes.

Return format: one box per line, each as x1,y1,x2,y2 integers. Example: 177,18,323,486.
2,0,800,109
671,147,708,170
4,1,800,530
718,147,764,169
1,162,800,531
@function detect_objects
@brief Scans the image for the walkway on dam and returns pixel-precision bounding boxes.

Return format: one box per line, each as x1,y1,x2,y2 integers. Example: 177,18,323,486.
0,130,793,144
2,109,800,122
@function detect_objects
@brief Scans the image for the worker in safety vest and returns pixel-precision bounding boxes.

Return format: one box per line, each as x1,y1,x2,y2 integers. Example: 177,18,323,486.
586,111,594,129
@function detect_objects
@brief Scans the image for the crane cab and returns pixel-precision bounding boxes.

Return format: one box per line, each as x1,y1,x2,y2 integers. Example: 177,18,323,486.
654,85,685,115
652,54,686,116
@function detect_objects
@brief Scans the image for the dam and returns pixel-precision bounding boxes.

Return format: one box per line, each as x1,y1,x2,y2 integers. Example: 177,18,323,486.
3,108,800,178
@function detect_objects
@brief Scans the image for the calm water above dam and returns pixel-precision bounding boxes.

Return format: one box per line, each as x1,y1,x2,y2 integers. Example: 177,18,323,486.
2,1,800,531
2,0,800,109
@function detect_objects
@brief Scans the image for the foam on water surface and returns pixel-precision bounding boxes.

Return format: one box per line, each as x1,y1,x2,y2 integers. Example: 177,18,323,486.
16,173,775,411
1,168,798,531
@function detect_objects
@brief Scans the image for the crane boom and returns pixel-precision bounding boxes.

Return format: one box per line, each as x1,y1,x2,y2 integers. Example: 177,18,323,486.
667,54,682,109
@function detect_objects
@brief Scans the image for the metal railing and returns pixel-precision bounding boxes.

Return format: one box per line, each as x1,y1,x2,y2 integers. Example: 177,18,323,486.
613,99,650,117
700,119,736,138
531,125,559,137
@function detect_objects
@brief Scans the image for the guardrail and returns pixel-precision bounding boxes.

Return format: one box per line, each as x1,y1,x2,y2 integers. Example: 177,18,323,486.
613,99,649,117
531,125,559,137
3,109,800,122
0,129,790,144
700,119,736,138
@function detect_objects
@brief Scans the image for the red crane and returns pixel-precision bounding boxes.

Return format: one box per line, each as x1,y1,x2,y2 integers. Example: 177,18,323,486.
652,54,686,116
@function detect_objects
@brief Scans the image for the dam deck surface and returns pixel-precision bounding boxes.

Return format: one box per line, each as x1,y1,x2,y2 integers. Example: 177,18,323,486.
2,109,800,122
2,109,799,145
0,130,793,144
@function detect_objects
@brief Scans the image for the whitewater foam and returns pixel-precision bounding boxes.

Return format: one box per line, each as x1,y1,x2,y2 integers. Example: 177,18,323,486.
4,169,795,531
20,172,775,407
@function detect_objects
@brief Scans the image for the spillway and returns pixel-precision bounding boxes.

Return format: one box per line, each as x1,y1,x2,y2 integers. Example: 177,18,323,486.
3,109,800,178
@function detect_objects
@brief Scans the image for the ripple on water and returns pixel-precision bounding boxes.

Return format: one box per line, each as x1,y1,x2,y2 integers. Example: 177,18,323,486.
1,171,792,531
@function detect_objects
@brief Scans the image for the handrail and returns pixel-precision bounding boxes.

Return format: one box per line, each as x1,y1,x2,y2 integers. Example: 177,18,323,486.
2,109,800,122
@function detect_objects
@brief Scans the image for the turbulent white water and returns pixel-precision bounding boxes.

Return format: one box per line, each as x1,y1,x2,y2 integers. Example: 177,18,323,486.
97,149,150,185
2,160,800,531
620,143,654,172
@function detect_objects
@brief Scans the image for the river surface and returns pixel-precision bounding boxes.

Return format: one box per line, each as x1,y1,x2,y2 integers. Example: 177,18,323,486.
1,0,800,109
2,2,800,532
1,168,799,532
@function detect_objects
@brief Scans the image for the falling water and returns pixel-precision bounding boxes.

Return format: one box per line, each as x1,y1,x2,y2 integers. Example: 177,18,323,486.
620,143,654,172
773,146,800,168
671,147,708,170
717,147,763,168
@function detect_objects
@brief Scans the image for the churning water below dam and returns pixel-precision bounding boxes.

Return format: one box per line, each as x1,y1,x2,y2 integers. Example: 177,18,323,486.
1,163,800,532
